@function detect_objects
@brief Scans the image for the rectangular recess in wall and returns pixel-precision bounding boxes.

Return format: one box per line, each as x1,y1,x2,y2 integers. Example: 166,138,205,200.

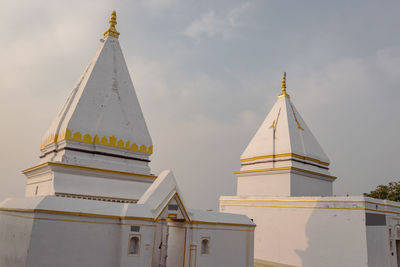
168,204,179,211
130,225,140,232
366,213,386,226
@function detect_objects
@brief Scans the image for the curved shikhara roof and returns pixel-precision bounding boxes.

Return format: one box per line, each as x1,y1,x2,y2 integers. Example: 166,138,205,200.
40,35,152,154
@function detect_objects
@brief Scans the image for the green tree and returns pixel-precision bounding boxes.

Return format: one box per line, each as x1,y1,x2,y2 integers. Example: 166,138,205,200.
364,181,400,202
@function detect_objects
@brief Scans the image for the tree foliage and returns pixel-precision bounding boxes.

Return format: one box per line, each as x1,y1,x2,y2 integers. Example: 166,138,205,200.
364,181,400,202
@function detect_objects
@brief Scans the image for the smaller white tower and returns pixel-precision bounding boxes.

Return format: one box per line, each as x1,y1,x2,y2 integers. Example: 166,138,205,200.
236,73,336,197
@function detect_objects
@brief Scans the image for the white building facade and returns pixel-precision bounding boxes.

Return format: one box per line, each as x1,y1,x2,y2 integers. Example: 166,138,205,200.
221,74,400,267
0,12,255,267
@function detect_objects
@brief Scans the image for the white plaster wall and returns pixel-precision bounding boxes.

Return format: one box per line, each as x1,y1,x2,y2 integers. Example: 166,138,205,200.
291,160,331,176
237,173,290,196
237,172,332,197
290,173,332,196
223,205,369,267
366,225,390,267
150,221,254,267
53,172,151,199
190,226,254,267
1,206,254,267
119,223,155,267
50,148,151,175
26,213,122,267
0,212,33,267
26,179,54,197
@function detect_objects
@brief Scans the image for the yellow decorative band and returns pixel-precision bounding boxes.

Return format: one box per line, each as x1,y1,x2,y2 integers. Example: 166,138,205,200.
220,203,369,212
40,128,153,154
220,198,366,203
240,153,329,166
278,92,290,98
22,162,157,179
104,31,120,39
0,207,154,221
0,208,255,227
234,166,336,180
220,203,400,216
220,198,400,210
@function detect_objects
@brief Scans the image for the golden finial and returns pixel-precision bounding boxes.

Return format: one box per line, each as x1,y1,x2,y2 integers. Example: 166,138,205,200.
103,10,120,39
278,72,290,98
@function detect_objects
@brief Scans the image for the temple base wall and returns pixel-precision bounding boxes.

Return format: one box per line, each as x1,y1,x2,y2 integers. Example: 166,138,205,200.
237,170,333,197
220,196,398,267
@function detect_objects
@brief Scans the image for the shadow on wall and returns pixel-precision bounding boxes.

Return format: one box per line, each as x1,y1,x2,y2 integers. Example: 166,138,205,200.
254,258,296,267
295,205,368,267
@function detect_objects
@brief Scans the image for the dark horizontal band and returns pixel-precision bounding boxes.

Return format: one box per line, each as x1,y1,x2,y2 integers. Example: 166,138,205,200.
40,147,150,162
241,158,329,170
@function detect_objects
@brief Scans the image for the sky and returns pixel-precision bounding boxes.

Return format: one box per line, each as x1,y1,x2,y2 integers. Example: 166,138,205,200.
0,0,399,210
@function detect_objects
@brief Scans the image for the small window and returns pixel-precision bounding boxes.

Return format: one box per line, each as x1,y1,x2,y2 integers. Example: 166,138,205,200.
35,186,39,195
128,235,140,256
168,204,179,211
130,226,140,232
201,238,210,255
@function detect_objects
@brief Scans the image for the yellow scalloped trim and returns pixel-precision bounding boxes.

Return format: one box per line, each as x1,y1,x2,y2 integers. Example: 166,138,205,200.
40,128,153,154
40,133,59,149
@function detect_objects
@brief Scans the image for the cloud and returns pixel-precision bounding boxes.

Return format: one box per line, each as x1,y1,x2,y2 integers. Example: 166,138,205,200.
375,47,400,81
281,47,400,197
183,2,251,39
0,1,115,95
1,0,400,211
112,37,400,208
139,0,179,15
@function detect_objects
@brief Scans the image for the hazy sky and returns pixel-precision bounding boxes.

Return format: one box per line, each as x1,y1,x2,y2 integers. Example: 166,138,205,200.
0,0,399,210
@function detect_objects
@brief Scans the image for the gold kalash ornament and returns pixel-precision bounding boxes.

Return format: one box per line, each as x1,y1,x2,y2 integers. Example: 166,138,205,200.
278,72,290,98
104,11,120,39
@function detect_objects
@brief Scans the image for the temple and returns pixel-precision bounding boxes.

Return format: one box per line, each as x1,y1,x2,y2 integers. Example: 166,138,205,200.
221,74,400,267
2,9,399,267
27,10,153,202
0,11,254,267
238,72,334,197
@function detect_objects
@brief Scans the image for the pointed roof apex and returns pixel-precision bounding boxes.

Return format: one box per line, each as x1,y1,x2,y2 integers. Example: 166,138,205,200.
278,72,290,98
103,10,120,39
40,12,153,173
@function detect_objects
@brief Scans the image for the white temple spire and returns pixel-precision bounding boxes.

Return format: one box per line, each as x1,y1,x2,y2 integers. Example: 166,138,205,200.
39,11,152,172
24,12,154,200
236,73,335,197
